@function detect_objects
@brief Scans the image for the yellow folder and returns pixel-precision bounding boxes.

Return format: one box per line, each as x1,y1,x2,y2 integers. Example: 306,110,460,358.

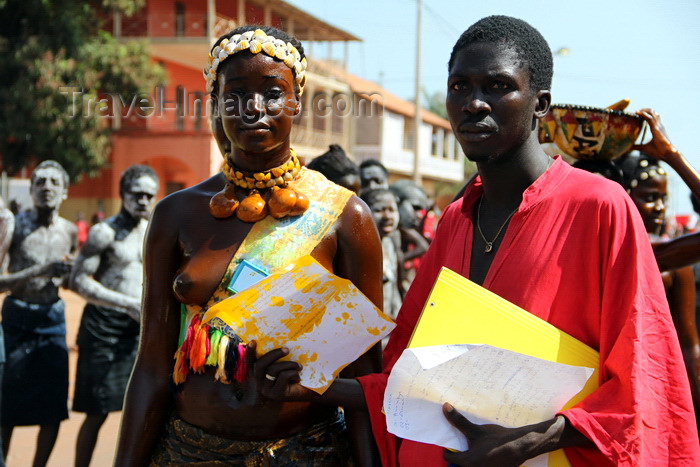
408,267,599,466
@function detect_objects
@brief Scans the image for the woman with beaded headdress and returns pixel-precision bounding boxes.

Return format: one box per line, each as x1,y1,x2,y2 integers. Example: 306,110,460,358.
614,110,700,428
115,25,383,465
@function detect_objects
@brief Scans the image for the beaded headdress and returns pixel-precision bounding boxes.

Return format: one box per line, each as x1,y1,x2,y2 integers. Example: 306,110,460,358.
616,154,666,193
626,158,666,191
204,29,307,95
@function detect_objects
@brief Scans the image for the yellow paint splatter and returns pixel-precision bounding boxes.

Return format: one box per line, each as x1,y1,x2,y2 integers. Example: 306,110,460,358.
366,327,381,336
270,296,284,307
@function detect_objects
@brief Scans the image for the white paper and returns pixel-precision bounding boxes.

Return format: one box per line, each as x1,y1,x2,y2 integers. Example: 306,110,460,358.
204,257,396,392
384,344,594,466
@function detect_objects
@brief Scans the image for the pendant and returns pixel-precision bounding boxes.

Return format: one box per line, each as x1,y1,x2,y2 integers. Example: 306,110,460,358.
484,243,493,253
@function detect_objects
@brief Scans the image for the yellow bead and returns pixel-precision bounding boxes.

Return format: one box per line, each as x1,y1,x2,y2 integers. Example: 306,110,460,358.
249,40,262,54
262,42,276,56
235,40,249,52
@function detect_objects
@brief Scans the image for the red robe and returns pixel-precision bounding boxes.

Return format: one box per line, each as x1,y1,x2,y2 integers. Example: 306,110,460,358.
358,157,700,466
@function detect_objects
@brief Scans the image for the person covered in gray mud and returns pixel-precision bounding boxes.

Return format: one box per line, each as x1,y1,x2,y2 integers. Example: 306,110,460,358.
70,165,159,467
0,160,77,467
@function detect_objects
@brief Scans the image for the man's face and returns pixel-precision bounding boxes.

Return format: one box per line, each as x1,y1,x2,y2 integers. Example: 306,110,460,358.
446,42,539,164
398,186,429,229
369,192,400,236
31,167,67,210
123,175,158,220
360,165,388,190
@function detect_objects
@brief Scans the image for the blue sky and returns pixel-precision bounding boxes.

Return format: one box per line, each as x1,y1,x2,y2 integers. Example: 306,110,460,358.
287,0,700,216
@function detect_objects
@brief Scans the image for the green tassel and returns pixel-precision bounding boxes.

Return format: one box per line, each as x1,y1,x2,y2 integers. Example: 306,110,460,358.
206,328,223,366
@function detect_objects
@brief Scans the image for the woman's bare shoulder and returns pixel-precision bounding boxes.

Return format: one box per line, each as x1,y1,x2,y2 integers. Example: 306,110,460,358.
335,194,380,249
153,175,224,219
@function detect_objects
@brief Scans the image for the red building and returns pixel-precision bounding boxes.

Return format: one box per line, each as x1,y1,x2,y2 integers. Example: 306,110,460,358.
62,0,360,218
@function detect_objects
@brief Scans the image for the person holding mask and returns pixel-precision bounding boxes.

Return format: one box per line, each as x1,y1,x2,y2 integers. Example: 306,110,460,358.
115,26,382,466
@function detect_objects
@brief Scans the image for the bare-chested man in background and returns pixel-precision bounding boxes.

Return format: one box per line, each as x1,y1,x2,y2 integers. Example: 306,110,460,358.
70,165,158,467
0,160,77,467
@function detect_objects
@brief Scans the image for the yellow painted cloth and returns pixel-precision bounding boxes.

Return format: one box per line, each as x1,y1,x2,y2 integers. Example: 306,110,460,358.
173,168,353,383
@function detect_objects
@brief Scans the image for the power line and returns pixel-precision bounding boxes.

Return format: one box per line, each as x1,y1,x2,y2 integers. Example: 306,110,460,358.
422,1,462,38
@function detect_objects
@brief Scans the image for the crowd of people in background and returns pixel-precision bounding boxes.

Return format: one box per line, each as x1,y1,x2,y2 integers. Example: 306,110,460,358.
0,14,699,467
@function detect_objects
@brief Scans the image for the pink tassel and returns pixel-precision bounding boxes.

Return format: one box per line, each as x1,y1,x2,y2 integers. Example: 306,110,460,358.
233,344,248,382
179,315,197,374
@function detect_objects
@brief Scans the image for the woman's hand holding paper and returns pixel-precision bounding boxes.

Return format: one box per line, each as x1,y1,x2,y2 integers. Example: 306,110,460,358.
245,340,319,402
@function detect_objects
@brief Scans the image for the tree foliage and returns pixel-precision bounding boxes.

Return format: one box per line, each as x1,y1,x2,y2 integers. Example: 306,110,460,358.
0,0,164,181
422,88,447,120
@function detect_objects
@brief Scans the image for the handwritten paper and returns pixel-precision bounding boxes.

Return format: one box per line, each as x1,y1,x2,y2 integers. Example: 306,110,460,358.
202,255,396,393
385,344,594,467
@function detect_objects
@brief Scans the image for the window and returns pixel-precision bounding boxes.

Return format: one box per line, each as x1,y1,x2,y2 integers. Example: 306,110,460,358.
431,127,438,156
176,86,185,130
403,117,414,150
175,2,185,37
312,92,328,132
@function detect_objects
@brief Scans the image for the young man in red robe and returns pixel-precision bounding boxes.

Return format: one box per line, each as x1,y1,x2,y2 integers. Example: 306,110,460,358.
251,15,699,466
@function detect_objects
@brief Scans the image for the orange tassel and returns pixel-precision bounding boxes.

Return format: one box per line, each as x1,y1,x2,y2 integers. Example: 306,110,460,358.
173,348,187,385
190,322,210,372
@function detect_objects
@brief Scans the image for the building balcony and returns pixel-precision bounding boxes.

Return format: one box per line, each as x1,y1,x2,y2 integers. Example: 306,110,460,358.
105,12,240,40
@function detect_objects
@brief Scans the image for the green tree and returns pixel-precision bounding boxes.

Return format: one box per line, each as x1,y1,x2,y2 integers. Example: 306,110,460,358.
422,88,447,120
0,0,163,181
421,88,476,181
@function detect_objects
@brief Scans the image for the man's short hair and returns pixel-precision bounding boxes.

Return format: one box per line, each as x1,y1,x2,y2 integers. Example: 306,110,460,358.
31,160,69,187
448,15,553,91
120,165,159,197
359,158,389,176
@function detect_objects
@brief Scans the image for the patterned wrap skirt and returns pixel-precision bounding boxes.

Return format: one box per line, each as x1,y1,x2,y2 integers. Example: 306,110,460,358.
150,409,354,466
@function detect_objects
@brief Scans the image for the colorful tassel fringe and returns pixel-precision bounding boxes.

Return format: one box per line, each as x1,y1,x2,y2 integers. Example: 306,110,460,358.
174,312,249,385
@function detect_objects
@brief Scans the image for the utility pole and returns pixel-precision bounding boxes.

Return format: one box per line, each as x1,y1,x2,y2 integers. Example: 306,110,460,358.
412,0,422,185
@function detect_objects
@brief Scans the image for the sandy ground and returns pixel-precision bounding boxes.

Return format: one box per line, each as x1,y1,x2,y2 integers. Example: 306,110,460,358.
3,289,122,467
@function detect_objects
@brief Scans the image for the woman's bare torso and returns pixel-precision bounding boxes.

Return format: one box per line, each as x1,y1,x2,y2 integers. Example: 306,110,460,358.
170,176,339,439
